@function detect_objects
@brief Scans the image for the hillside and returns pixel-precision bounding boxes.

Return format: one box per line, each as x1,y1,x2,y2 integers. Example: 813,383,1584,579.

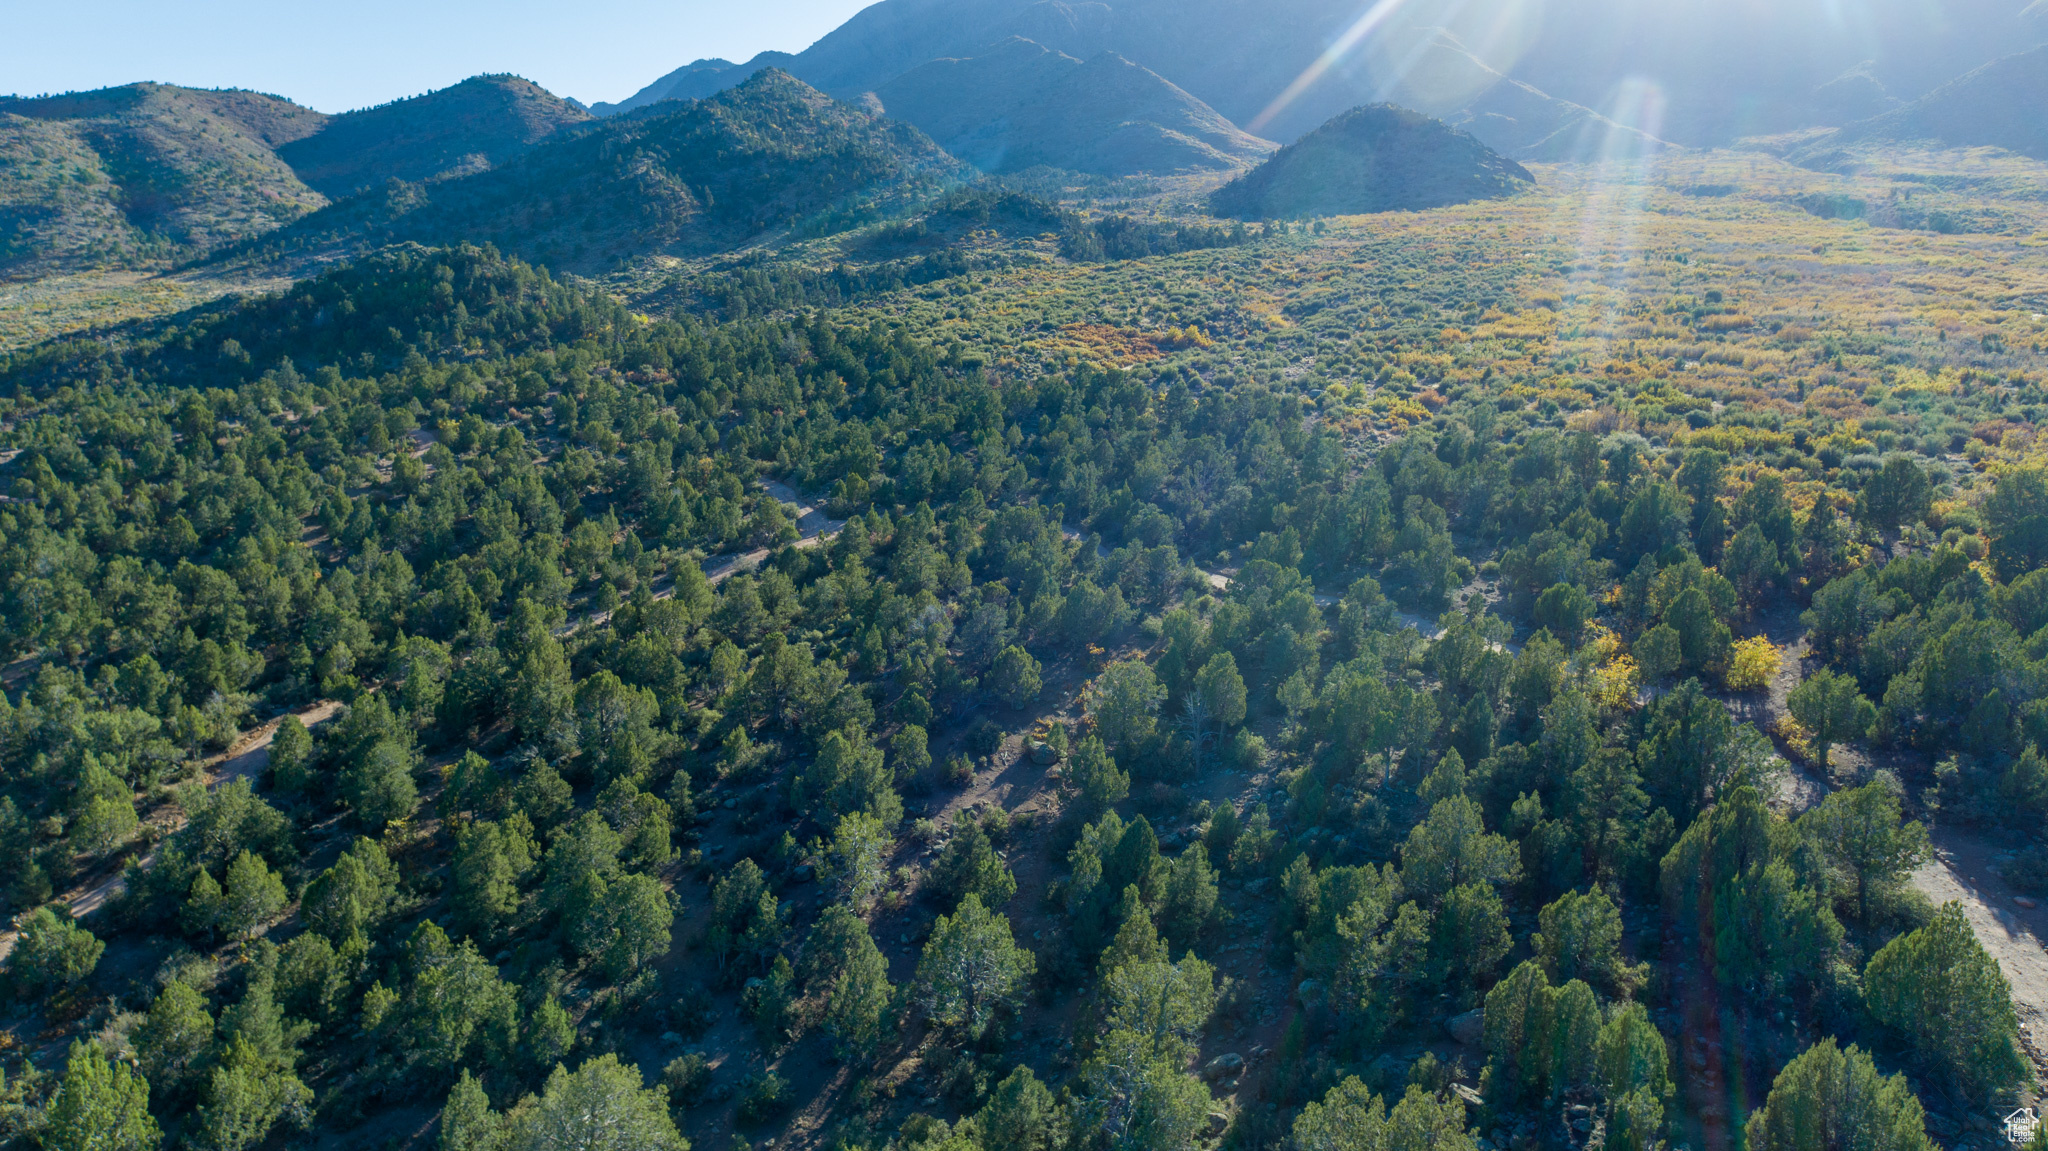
874,38,1274,175
240,70,972,272
277,74,592,199
1208,103,1532,218
0,83,328,278
605,0,2043,146
1798,44,2048,163
1379,32,1673,162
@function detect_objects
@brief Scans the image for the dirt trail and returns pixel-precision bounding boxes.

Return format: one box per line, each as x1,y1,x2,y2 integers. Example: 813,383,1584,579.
1911,829,2048,1071
1728,596,2048,1082
0,699,342,959
703,479,844,586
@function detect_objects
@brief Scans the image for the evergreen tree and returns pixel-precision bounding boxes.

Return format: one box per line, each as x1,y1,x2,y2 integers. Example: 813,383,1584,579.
267,715,313,794
133,979,215,1100
930,811,1017,910
820,911,893,1060
1788,668,1876,769
506,1055,687,1151
438,1070,506,1151
1293,1077,1479,1151
1744,1039,1932,1151
992,645,1043,709
1089,661,1166,749
1800,781,1929,923
45,1040,161,1151
6,906,102,995
1864,901,2029,1098
913,893,1035,1042
825,811,892,912
978,1066,1060,1151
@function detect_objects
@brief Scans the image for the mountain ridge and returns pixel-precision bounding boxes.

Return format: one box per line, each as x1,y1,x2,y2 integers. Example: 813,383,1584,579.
600,0,2046,147
227,70,972,273
873,38,1274,175
1795,44,2048,165
277,74,591,200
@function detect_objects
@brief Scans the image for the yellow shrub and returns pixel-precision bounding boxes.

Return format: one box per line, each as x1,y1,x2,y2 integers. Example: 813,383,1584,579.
1593,655,1640,712
1724,635,1779,692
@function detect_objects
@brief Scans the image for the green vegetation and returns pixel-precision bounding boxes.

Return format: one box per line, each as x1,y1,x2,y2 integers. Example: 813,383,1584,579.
0,87,2045,1151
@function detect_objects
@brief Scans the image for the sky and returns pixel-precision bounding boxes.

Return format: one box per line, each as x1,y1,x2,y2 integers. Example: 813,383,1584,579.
0,0,876,112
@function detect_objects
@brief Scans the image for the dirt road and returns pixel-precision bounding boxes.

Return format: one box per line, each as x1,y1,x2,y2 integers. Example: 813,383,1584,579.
0,699,342,959
1911,829,2048,1070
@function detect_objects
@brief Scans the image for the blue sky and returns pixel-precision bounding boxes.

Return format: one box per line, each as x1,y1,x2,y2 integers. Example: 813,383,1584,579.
1,0,874,112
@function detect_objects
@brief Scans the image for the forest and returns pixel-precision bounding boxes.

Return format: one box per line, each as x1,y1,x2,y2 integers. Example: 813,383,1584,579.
0,141,2045,1151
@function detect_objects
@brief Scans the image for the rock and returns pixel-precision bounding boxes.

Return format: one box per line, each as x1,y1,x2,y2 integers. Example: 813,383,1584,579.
1445,1008,1486,1046
2017,896,2039,909
1203,1053,1246,1081
1925,1111,1961,1139
1452,1083,1485,1108
792,864,814,882
1207,1112,1231,1136
1244,878,1271,895
722,797,738,810
660,1031,682,1045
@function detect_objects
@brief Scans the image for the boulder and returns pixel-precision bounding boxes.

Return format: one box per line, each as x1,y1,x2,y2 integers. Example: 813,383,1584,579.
1445,1008,1486,1046
1202,1053,1246,1081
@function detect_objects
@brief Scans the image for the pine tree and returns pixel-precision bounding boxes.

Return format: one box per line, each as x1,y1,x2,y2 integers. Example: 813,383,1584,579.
1745,1039,1932,1151
45,1041,160,1151
821,915,893,1060
914,893,1035,1042
439,1070,505,1151
505,1055,686,1151
930,811,1017,910
1865,901,2028,1098
1788,668,1876,769
133,979,214,1100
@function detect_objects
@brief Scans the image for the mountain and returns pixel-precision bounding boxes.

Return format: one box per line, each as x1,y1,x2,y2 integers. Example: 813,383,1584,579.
610,0,2043,147
591,54,798,117
239,71,971,272
1797,44,2048,164
1376,32,1672,161
276,74,591,199
0,83,328,277
872,38,1274,175
1208,103,1532,219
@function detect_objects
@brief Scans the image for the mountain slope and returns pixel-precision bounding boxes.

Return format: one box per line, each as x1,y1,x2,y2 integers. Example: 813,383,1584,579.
1209,103,1532,218
1798,44,2048,163
591,54,799,117
240,71,971,272
608,0,2042,146
277,74,591,199
874,38,1274,175
0,83,328,278
1384,32,1672,161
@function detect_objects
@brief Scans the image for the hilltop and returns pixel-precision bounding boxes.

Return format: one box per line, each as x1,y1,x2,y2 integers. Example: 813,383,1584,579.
1208,103,1533,219
0,83,327,277
276,74,591,199
240,70,972,272
874,38,1274,176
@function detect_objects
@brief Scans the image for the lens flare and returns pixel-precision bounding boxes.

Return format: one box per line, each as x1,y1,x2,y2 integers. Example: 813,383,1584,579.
1249,0,1418,135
